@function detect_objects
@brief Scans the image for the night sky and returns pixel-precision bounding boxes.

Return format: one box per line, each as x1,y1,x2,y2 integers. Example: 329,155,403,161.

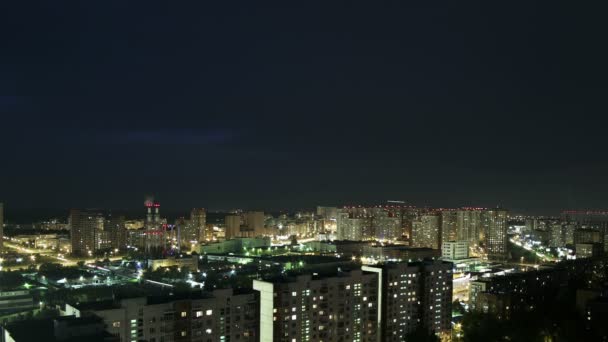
1,1,607,216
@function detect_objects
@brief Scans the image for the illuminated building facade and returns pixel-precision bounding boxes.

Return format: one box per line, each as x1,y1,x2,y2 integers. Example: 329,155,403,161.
363,261,453,341
254,270,379,342
456,209,483,247
440,210,458,244
371,208,401,241
179,208,207,247
337,211,365,241
69,209,103,256
411,214,440,249
484,209,508,259
70,209,126,255
144,197,164,255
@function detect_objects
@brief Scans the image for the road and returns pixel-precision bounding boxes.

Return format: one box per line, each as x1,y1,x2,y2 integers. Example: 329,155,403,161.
1,241,122,270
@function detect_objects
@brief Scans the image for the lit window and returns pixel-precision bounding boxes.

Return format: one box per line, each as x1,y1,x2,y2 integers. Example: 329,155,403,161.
181,331,187,337
196,311,203,317
112,322,121,327
181,311,187,317
206,309,213,316
206,329,212,334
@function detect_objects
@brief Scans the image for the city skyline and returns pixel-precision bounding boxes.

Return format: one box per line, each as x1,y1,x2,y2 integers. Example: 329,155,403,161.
1,2,608,340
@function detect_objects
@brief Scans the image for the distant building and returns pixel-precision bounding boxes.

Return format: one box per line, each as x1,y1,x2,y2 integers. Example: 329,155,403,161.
69,210,126,256
69,209,103,256
105,214,126,252
442,240,469,260
147,255,198,271
225,214,241,239
574,229,603,245
484,209,508,259
179,208,207,247
362,244,440,262
575,243,603,258
562,210,608,252
336,210,365,241
440,210,458,244
456,209,483,247
144,197,164,255
200,237,271,254
245,211,265,236
316,206,338,220
371,208,401,241
193,208,210,242
411,214,440,249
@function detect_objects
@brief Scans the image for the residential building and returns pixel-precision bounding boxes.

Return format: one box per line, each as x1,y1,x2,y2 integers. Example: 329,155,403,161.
411,215,440,249
456,209,483,247
254,270,378,342
69,209,103,256
69,210,126,256
66,289,258,342
442,240,469,260
440,210,458,244
484,209,508,259
362,261,453,341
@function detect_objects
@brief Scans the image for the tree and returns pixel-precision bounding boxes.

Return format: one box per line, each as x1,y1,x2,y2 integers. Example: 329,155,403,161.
404,326,440,342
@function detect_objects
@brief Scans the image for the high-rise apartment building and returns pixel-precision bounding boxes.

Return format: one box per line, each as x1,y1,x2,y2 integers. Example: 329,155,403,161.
144,197,164,254
484,209,508,259
105,214,126,252
225,214,242,239
411,214,440,249
182,208,207,245
245,211,265,236
336,211,365,241
69,209,103,256
440,210,458,244
549,221,568,247
194,208,210,242
70,210,126,256
456,209,483,247
371,208,401,241
254,261,453,342
362,261,453,341
254,270,379,342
